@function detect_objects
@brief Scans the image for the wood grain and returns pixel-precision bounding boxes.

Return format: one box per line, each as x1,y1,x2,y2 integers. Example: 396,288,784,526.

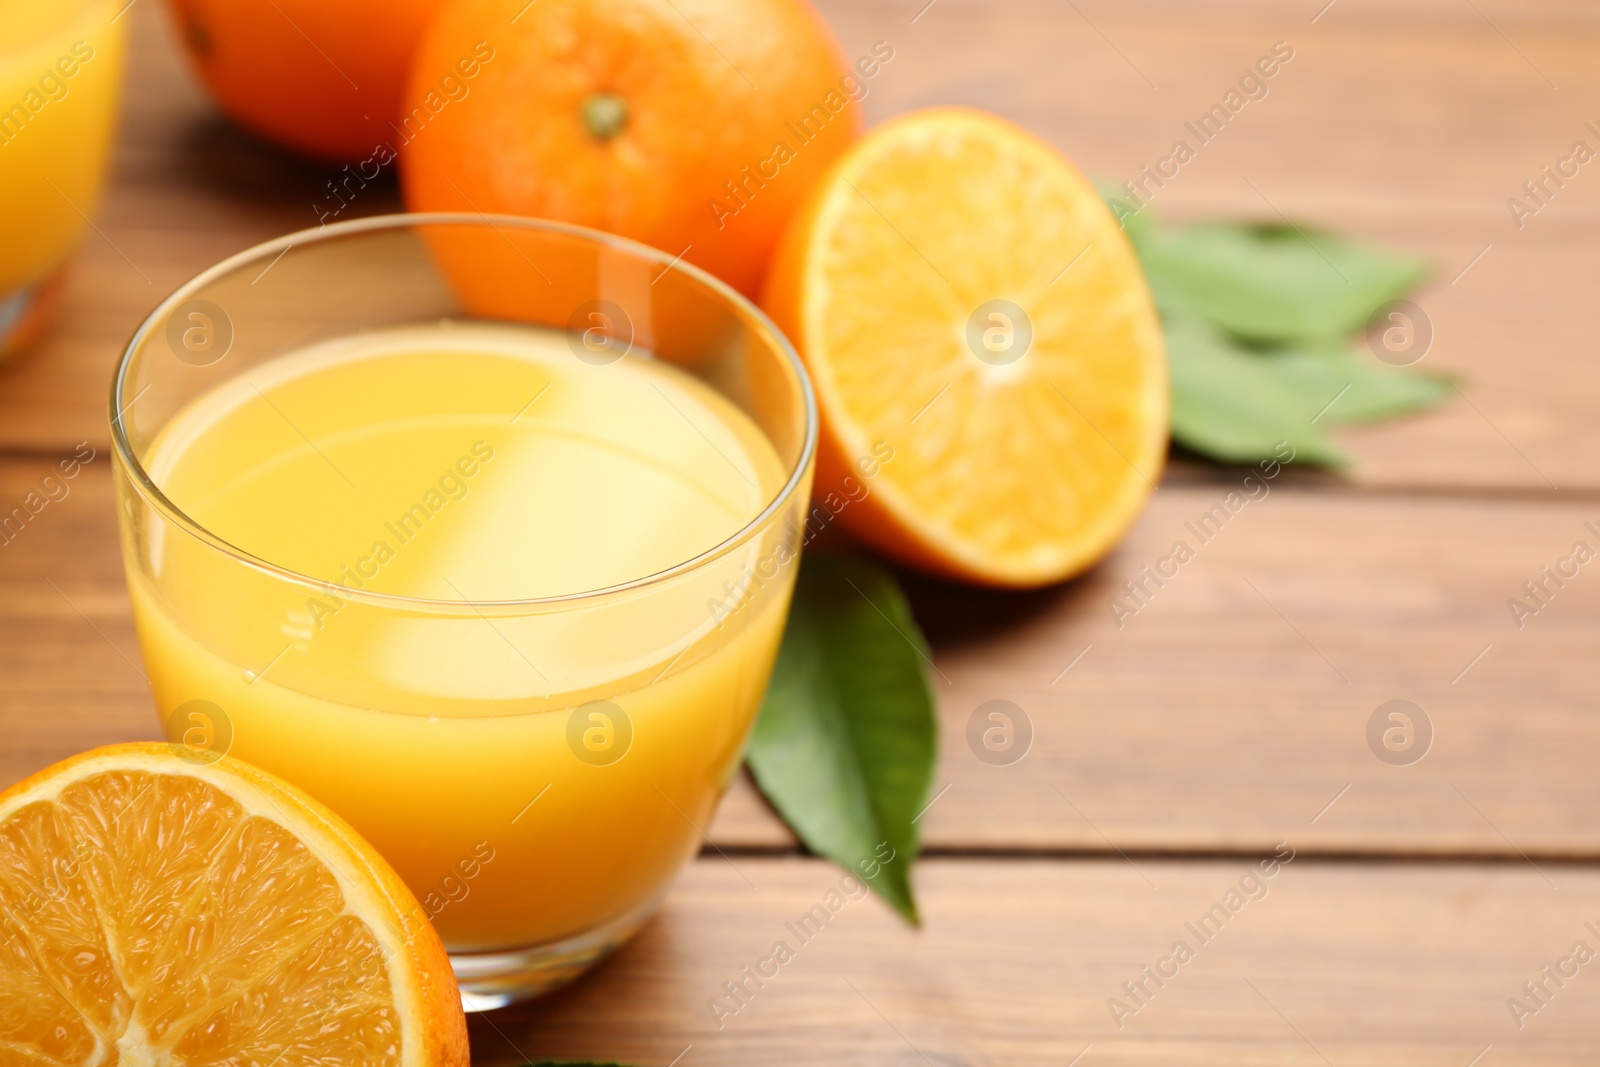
3,4,1598,1060
2,0,1598,492
9,456,1598,857
469,855,1600,1066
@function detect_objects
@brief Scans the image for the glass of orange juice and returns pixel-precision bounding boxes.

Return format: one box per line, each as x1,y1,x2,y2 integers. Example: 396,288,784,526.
110,214,816,1008
0,0,126,358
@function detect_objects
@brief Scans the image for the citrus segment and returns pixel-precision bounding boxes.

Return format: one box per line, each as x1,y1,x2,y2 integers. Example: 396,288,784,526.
763,107,1168,586
0,744,467,1066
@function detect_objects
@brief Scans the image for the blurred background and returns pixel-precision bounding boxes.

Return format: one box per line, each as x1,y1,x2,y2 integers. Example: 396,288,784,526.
4,0,1599,1062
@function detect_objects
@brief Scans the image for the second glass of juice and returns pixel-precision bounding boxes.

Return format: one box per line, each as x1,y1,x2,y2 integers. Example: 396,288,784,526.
0,0,126,357
110,215,816,1008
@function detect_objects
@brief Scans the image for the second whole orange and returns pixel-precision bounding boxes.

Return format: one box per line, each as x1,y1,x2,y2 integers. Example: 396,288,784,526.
166,0,441,163
401,0,869,297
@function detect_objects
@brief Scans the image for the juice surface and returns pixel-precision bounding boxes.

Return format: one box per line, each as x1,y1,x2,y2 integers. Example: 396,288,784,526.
0,1,125,296
129,322,793,951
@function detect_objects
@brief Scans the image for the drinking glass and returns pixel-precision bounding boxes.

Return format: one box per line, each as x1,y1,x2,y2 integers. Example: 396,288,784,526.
110,214,816,1008
0,0,126,358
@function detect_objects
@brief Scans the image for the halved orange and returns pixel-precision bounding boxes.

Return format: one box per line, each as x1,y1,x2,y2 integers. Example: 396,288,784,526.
762,107,1168,587
0,744,468,1065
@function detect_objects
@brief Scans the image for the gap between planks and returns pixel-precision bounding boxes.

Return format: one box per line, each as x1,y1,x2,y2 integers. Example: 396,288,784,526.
6,444,1591,507
706,843,1600,866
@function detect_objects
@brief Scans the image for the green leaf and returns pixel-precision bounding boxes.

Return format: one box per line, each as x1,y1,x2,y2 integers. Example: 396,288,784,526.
1269,341,1452,425
1167,318,1450,466
746,553,936,925
1134,221,1428,343
1100,186,1155,246
1167,316,1347,467
1098,191,1450,467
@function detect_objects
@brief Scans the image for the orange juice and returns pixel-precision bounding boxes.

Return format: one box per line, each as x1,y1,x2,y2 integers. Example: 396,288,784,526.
126,322,792,954
0,1,125,350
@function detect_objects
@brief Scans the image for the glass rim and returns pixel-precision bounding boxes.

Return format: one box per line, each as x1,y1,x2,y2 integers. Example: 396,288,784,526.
109,211,818,612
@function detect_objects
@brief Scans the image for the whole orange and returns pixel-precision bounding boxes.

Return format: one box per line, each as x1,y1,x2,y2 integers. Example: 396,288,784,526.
166,0,439,163
401,0,864,297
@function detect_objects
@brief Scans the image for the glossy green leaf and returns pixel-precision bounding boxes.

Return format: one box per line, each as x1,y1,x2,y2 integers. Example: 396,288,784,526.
1100,193,1451,467
746,553,936,925
1167,316,1347,467
1168,318,1449,465
1269,341,1452,425
1134,221,1428,343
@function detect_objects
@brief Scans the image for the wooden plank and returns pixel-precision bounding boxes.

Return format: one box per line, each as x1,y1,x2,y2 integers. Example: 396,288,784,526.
9,455,1600,857
892,476,1600,858
468,855,1600,1065
853,0,1600,236
1,0,1597,492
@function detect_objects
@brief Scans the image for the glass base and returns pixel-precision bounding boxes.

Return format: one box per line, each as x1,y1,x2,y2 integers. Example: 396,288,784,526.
450,897,661,1011
0,267,68,361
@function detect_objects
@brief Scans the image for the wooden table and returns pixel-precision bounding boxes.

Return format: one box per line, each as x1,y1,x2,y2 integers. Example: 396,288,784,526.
5,0,1599,1062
